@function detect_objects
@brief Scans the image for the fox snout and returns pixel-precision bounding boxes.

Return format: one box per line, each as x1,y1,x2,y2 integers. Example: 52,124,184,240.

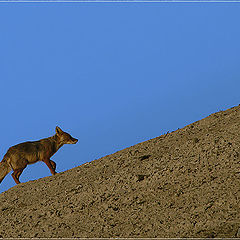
71,137,78,144
66,136,78,144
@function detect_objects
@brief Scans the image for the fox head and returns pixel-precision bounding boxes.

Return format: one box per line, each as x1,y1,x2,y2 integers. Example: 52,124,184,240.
55,126,78,145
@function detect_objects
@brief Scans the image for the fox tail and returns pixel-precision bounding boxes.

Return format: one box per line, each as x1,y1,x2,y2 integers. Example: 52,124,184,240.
0,160,11,184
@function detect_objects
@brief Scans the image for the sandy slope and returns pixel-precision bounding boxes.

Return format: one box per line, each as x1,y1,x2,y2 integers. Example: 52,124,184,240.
0,106,239,238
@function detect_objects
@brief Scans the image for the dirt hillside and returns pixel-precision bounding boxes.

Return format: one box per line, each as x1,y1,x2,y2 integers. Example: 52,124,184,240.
0,106,239,238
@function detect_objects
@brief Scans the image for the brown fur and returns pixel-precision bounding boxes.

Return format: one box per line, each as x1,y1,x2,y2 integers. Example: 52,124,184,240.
0,126,78,185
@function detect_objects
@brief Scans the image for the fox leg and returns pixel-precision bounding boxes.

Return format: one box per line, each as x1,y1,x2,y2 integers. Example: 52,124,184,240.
12,168,24,184
43,159,56,175
50,160,56,171
11,159,27,184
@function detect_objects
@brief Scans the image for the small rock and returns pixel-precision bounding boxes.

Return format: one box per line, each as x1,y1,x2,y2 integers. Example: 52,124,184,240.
136,175,145,182
139,155,151,161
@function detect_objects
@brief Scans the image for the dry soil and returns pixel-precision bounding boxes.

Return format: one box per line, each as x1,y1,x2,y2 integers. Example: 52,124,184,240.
0,106,239,238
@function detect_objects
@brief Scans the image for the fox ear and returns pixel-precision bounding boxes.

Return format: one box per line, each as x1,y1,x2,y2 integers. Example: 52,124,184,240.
56,126,63,135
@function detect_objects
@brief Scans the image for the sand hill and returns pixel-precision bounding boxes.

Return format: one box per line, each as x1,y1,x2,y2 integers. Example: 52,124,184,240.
0,106,239,238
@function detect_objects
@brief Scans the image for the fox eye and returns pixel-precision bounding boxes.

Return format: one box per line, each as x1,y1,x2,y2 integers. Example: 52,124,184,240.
65,133,71,139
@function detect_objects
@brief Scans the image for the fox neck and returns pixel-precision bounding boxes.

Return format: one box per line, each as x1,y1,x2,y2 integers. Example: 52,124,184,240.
51,134,65,152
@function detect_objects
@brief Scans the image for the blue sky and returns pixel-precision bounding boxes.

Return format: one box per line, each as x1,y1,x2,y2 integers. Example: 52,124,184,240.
0,3,240,192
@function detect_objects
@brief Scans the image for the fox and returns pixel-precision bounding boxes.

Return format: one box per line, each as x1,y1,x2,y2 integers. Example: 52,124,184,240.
0,126,78,185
